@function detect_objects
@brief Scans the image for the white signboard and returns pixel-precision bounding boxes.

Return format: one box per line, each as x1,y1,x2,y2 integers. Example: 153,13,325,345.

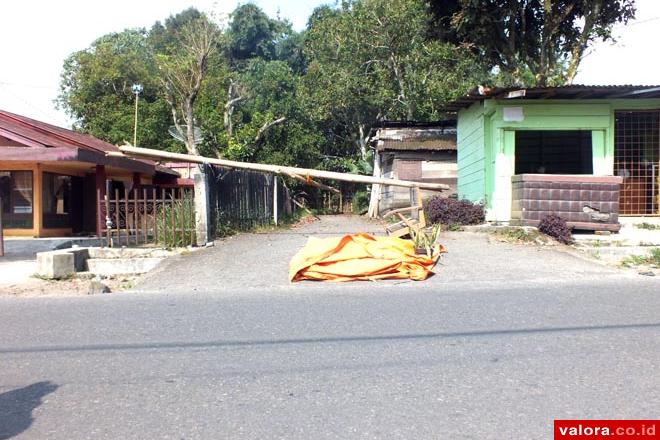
503,107,524,122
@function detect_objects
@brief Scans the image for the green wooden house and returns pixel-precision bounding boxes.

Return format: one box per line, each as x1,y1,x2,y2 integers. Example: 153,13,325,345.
445,85,660,229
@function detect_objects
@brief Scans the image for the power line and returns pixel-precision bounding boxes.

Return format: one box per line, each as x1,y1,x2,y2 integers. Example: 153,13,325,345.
0,80,59,90
0,83,69,127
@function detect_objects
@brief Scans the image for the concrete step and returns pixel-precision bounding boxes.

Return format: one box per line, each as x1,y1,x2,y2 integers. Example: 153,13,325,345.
578,245,660,263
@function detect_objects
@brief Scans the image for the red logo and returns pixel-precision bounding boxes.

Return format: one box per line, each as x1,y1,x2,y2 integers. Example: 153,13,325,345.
555,420,658,439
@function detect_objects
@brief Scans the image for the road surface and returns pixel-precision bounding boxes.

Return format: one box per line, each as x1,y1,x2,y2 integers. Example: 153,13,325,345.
1,216,658,439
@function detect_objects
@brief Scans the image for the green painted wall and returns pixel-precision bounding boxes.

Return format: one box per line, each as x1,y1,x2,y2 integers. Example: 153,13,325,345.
456,102,486,202
456,98,660,221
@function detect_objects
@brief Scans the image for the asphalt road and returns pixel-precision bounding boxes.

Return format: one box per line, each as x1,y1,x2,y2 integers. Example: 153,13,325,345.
1,216,659,439
1,278,659,440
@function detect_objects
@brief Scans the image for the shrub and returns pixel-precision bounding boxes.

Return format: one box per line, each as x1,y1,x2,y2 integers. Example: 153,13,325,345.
351,190,371,214
538,214,573,244
424,197,485,226
156,193,196,248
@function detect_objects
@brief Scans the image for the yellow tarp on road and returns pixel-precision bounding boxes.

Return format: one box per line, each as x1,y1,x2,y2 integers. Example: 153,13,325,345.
289,233,444,282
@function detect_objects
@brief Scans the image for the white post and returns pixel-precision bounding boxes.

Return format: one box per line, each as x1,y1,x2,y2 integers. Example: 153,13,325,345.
273,176,278,225
368,150,381,217
193,165,211,246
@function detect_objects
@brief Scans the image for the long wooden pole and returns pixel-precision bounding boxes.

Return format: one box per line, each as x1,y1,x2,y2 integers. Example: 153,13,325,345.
112,146,448,191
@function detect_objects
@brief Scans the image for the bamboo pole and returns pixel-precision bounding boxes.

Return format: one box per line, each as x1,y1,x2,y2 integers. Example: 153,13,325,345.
112,146,448,191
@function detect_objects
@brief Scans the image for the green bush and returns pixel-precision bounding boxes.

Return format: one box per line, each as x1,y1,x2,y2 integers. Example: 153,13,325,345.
351,190,371,214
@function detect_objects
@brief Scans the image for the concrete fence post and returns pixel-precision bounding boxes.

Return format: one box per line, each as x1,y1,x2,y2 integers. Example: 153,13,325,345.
273,176,279,226
194,165,213,246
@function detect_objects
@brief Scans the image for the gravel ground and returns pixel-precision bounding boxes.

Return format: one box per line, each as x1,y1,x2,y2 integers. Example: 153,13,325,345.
136,215,632,294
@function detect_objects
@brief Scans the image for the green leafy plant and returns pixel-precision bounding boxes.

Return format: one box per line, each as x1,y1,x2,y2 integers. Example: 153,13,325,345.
622,248,660,267
410,224,441,257
634,222,660,230
351,190,371,215
156,193,196,248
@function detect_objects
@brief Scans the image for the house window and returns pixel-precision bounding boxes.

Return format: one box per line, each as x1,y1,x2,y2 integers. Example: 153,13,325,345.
0,171,34,229
42,172,73,229
515,130,593,175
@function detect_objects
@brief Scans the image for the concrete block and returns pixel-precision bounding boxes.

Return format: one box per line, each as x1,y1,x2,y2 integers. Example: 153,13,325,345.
86,257,164,276
36,251,75,279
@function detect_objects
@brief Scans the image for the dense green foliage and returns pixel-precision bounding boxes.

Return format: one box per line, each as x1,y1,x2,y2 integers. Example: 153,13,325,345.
58,0,636,173
428,0,636,86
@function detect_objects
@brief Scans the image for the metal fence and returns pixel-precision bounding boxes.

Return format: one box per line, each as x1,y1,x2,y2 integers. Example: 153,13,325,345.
208,167,293,233
98,187,195,247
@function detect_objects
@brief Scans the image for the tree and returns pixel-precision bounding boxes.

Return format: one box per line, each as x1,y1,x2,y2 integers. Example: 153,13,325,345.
429,0,636,86
304,0,486,159
155,15,221,155
228,4,291,65
57,29,176,149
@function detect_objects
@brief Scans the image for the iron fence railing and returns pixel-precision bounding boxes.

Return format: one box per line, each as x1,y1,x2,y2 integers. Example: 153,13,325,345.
98,187,195,247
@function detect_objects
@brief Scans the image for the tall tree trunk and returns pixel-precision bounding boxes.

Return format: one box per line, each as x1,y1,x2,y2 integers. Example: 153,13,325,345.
185,99,198,156
565,3,599,84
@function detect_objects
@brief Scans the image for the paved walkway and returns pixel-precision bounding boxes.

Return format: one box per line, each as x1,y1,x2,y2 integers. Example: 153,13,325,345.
136,215,630,293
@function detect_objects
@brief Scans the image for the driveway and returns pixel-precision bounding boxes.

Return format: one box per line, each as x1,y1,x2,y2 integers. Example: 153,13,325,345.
137,215,629,294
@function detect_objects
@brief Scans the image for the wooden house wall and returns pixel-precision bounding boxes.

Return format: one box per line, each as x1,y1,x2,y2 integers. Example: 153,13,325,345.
378,150,457,214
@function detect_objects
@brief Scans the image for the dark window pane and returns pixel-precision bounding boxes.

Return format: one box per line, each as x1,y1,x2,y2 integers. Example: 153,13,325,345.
43,172,73,229
515,131,593,175
0,171,33,229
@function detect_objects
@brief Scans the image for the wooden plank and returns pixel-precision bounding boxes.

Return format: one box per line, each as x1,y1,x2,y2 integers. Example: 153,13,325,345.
114,189,120,247
124,189,129,246
152,188,158,243
143,188,148,244
113,146,449,191
133,189,138,245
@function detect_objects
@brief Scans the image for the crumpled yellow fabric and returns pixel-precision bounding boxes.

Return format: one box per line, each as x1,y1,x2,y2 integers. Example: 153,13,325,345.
289,233,444,282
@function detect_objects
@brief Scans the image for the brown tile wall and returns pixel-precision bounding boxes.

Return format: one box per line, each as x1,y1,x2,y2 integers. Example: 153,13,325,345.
511,177,621,231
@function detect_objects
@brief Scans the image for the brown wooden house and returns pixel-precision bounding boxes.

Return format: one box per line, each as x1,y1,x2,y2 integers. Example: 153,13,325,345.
0,110,182,237
371,121,457,214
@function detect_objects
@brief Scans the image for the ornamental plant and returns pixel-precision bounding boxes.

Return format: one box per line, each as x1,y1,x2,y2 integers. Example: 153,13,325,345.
538,214,573,244
424,197,485,226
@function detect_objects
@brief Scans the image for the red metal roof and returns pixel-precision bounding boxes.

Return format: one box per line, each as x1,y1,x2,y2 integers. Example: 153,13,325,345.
0,109,163,174
0,110,120,152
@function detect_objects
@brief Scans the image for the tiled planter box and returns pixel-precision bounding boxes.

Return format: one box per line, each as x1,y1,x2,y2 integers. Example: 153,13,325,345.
511,174,623,231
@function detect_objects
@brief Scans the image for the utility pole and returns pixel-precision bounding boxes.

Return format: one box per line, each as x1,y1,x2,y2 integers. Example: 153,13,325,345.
132,84,143,147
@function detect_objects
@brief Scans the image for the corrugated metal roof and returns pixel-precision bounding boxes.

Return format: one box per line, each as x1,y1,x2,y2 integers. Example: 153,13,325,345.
375,126,456,151
0,109,157,174
442,84,660,112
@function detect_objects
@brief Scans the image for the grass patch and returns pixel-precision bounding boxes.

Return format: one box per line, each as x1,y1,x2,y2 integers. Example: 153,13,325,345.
488,227,554,245
634,222,660,230
621,248,660,267
32,273,74,281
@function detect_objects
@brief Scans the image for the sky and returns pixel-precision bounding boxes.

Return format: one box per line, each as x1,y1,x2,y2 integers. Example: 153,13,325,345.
0,0,658,128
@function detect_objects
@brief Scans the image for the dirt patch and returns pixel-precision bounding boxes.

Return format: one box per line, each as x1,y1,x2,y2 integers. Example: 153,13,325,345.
0,274,141,297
